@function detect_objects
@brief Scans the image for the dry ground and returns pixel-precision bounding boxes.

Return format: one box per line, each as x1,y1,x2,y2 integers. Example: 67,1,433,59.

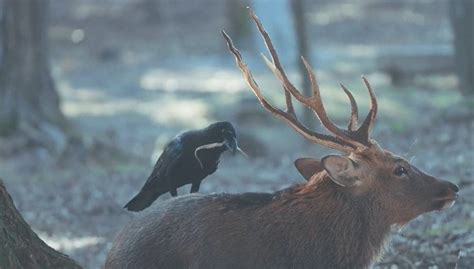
0,1,472,268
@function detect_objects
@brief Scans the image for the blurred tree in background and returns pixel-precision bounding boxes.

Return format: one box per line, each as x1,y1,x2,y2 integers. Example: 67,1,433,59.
226,0,250,46
252,0,314,128
450,0,473,95
0,1,79,264
0,0,67,153
291,0,313,128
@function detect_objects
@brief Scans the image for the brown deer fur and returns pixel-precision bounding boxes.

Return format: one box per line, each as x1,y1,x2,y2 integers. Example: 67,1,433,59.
105,145,458,269
105,8,458,269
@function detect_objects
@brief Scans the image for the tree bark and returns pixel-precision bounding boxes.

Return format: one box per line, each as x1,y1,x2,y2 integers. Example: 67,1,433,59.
0,0,68,153
449,0,474,95
0,179,82,269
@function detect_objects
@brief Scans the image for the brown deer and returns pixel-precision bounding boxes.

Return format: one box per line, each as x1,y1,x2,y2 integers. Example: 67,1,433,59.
105,8,459,269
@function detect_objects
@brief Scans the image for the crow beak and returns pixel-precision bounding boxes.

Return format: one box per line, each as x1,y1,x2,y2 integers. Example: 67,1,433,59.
223,132,248,158
223,132,237,154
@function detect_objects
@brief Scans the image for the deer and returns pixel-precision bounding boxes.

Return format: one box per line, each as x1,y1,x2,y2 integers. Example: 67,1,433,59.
105,8,459,269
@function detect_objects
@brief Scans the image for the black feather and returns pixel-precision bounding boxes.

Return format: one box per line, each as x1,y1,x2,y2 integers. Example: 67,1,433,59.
124,121,239,212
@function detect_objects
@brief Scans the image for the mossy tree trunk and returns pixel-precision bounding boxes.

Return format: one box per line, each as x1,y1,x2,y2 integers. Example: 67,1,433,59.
0,0,68,153
0,179,82,268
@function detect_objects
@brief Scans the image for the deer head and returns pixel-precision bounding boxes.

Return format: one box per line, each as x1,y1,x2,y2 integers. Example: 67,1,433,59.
222,7,458,226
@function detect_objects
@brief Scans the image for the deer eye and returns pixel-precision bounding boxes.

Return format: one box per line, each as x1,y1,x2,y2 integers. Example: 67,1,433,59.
394,166,408,177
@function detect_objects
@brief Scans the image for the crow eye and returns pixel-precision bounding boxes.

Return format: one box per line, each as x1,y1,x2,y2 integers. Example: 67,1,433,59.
394,166,408,177
222,129,234,135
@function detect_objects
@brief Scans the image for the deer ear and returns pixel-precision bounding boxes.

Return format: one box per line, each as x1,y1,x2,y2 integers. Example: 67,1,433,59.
321,155,360,187
294,158,324,181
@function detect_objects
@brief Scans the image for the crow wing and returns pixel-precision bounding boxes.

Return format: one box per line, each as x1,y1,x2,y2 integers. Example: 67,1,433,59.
140,137,184,191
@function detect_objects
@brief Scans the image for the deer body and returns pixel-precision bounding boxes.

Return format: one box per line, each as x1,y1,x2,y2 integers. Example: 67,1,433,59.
106,7,458,269
106,175,390,269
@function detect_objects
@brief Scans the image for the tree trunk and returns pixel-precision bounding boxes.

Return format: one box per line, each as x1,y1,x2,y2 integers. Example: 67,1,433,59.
290,0,313,128
449,0,474,95
0,0,67,153
0,179,82,269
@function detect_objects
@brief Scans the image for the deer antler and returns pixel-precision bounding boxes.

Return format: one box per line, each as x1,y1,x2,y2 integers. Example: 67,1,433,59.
354,76,378,144
340,83,358,131
223,7,378,153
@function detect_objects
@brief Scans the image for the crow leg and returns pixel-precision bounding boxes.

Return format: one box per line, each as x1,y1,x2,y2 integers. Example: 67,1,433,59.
190,181,201,193
169,189,178,197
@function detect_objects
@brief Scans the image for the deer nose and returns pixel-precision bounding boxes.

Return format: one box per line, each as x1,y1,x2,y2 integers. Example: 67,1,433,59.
440,180,459,195
447,182,459,193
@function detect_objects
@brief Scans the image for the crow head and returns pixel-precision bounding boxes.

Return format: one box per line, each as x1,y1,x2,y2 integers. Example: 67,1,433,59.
194,121,247,165
193,121,247,170
214,122,238,153
206,121,241,154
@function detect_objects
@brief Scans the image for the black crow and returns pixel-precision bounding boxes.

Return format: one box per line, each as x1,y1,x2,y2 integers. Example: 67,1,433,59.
124,121,246,212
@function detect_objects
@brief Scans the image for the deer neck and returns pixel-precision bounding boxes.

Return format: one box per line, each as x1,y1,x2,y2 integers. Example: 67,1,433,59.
268,176,392,268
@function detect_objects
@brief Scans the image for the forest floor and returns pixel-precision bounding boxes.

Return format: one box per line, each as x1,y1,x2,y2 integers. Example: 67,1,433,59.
0,1,473,268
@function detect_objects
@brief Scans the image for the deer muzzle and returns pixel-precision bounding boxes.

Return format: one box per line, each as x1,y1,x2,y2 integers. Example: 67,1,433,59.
432,180,459,210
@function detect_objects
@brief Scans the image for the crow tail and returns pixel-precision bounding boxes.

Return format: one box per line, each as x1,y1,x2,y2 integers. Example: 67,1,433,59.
124,188,163,212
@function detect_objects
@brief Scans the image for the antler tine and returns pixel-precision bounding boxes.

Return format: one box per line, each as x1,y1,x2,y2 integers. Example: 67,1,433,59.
261,54,296,117
356,76,378,143
340,83,359,131
247,8,296,116
247,7,309,114
248,6,367,150
249,5,360,147
301,57,366,148
222,30,355,153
